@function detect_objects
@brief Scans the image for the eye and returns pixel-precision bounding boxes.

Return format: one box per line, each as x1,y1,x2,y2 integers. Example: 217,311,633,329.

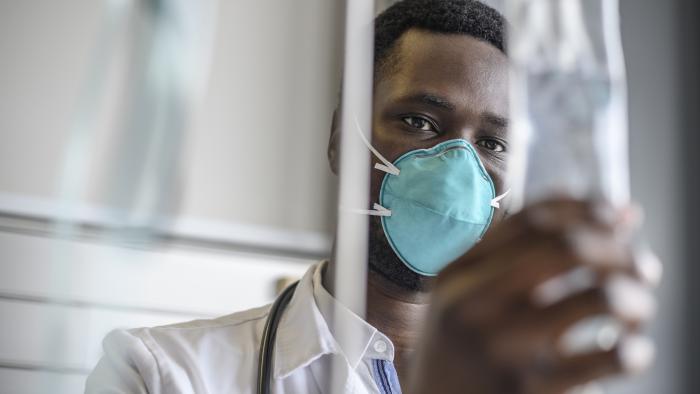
476,138,506,153
402,116,436,132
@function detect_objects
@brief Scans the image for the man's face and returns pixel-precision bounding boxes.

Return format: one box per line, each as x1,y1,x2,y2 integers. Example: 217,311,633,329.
331,28,510,291
369,29,510,290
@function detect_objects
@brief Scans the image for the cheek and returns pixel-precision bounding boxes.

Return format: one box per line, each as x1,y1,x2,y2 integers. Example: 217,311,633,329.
483,163,507,195
367,121,411,203
486,166,510,224
491,205,508,224
369,165,386,203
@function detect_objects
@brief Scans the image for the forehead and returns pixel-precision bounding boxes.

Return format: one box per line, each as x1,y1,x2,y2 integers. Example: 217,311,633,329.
375,29,509,114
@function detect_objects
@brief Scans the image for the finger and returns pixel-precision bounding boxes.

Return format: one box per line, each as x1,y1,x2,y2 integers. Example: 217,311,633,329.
435,201,643,319
475,223,645,310
478,199,643,264
548,275,656,335
485,277,656,364
442,230,633,325
439,199,607,281
632,243,663,288
559,203,661,288
446,236,567,324
463,199,615,261
525,335,655,394
531,247,661,313
436,200,605,314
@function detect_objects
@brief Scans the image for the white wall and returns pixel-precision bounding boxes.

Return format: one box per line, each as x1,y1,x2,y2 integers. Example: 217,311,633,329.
0,0,342,242
0,1,342,392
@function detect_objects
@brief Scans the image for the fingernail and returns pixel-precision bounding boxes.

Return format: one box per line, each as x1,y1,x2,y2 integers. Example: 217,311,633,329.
635,246,663,287
532,267,595,307
595,323,622,352
606,275,657,322
619,335,655,374
559,316,622,356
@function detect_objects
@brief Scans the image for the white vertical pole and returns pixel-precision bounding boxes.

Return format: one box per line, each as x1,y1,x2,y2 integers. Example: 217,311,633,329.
332,0,375,390
335,0,375,322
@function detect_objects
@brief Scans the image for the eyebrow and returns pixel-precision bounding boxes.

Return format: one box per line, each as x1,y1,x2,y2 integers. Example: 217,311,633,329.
399,92,509,128
402,93,457,111
482,112,509,129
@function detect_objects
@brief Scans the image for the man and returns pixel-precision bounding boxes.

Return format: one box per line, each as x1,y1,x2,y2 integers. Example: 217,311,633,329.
86,1,661,393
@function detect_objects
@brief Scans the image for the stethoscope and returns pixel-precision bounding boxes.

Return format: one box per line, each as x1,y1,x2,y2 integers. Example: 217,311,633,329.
257,281,299,394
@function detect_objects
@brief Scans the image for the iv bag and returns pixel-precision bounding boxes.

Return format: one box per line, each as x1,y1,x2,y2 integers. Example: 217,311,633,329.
506,0,630,208
505,0,640,365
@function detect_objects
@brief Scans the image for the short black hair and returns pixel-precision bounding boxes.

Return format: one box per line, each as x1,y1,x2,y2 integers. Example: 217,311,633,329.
374,0,506,78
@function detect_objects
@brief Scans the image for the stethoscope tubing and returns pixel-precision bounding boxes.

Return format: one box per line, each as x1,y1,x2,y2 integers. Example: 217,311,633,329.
257,281,299,394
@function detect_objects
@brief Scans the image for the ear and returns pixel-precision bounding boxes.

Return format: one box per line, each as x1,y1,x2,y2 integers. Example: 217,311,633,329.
327,108,341,175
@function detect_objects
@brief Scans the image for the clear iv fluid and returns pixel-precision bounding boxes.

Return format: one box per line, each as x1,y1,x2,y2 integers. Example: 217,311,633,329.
522,71,627,203
506,0,634,360
507,0,630,207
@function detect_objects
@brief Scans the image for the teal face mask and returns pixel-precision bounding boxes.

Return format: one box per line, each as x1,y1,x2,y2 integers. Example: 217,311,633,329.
351,118,508,277
378,139,498,276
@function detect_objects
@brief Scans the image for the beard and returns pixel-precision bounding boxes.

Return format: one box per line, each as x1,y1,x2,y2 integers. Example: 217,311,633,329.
367,215,431,292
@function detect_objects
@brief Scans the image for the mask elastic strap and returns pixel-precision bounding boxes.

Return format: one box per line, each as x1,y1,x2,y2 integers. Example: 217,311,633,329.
491,189,511,209
353,116,400,176
347,203,392,217
342,116,395,217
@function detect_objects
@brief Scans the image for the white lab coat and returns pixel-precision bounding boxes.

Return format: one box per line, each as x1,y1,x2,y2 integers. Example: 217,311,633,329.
85,262,397,393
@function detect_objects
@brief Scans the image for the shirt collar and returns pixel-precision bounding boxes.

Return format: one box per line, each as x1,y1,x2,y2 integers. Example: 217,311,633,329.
273,261,395,379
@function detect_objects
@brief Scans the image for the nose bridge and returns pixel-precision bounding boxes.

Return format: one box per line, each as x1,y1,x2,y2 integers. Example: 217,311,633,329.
444,110,481,141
